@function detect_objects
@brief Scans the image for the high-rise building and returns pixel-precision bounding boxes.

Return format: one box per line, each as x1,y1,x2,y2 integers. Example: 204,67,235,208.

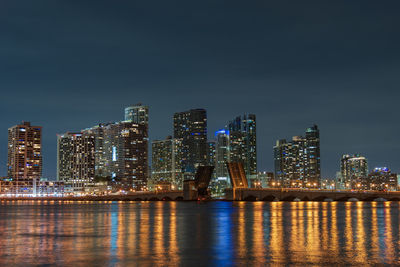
173,109,207,178
7,122,42,182
82,123,109,178
304,125,320,186
81,105,149,191
208,129,230,195
274,137,305,187
274,125,321,188
151,136,183,189
57,132,95,192
340,154,368,189
103,121,148,190
215,129,230,179
227,114,257,181
124,103,149,125
206,141,216,167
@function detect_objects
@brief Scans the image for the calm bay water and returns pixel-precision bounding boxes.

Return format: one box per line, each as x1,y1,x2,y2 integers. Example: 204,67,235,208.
0,201,399,266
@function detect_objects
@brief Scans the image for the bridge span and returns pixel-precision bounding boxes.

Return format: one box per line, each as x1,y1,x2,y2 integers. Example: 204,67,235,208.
226,188,400,201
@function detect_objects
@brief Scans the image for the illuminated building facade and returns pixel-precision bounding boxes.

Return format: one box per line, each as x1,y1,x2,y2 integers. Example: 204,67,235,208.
124,103,149,125
209,129,230,194
207,141,216,167
103,121,148,190
82,123,109,177
274,125,321,188
215,129,230,179
80,105,149,191
173,109,207,178
151,136,184,190
227,114,257,182
0,180,64,196
368,167,397,191
7,121,42,182
305,125,321,185
57,132,95,192
340,154,368,189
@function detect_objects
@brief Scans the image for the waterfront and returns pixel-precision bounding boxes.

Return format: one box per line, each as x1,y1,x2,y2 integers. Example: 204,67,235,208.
0,201,399,266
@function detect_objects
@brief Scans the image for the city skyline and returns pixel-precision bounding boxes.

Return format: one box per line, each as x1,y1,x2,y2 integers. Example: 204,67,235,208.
1,2,400,266
1,1,400,179
1,108,398,181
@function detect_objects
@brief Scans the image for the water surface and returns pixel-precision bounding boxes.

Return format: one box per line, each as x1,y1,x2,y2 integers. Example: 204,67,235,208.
0,201,399,266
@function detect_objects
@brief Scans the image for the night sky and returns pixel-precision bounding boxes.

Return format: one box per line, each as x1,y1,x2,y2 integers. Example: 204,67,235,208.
1,1,399,179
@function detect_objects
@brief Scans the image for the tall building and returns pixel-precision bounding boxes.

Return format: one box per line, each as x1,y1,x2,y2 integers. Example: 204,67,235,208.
340,154,368,188
82,123,109,178
124,103,149,125
215,129,230,179
227,114,257,181
7,121,42,182
304,125,320,186
173,109,207,178
151,136,183,189
57,132,95,192
81,105,149,191
274,137,305,187
206,141,216,167
208,130,230,195
274,125,321,188
103,121,148,190
273,139,288,185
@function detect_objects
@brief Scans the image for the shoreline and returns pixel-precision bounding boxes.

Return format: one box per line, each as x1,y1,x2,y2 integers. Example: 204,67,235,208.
0,197,394,202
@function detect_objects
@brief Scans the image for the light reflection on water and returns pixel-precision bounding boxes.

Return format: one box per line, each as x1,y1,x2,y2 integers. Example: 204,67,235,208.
0,201,399,266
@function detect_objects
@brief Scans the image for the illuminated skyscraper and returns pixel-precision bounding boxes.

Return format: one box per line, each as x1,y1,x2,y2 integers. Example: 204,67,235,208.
215,129,230,179
124,103,149,125
227,114,257,181
305,125,320,185
103,121,148,190
81,105,149,190
82,123,109,177
207,141,216,167
57,132,95,192
151,136,183,189
209,129,231,194
274,137,306,187
274,125,321,188
340,154,368,188
7,121,42,182
173,109,207,178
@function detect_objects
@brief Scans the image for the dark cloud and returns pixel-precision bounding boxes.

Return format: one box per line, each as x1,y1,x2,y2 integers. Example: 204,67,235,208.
1,0,399,178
